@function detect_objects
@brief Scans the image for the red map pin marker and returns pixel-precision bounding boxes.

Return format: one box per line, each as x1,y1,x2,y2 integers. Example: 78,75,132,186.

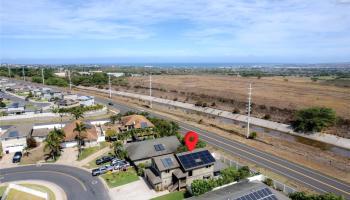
184,131,199,151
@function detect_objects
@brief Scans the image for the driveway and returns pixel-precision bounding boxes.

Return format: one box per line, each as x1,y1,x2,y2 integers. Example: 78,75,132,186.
109,177,168,200
0,153,17,169
56,147,79,165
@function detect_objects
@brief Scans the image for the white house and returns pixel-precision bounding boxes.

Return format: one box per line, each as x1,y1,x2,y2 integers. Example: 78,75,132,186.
78,96,95,106
107,72,125,77
0,125,32,153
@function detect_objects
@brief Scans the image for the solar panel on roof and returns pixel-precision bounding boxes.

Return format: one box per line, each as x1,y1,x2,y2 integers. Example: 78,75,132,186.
177,150,215,170
140,122,148,128
234,188,277,200
154,144,165,151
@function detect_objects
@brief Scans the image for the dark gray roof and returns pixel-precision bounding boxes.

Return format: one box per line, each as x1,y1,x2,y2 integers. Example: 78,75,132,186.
144,169,162,185
186,181,289,200
0,124,32,140
125,136,181,161
153,154,180,171
176,148,216,171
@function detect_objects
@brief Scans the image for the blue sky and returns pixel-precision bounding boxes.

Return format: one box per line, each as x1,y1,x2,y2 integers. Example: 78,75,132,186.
1,0,350,64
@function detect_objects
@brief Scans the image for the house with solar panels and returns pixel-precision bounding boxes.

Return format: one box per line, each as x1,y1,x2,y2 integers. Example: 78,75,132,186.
145,148,225,191
0,124,32,153
119,114,155,132
186,180,288,200
125,136,181,167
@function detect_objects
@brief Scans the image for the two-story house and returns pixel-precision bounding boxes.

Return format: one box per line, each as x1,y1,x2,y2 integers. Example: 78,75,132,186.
145,148,221,192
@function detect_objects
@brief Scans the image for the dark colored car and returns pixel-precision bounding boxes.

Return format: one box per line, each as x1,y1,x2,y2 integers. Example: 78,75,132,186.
108,102,114,106
12,152,22,163
95,156,114,165
91,165,114,176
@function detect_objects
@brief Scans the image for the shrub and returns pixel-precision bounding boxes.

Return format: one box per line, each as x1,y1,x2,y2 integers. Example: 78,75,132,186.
289,192,344,200
292,107,336,132
263,114,271,120
233,108,240,114
26,137,37,148
264,178,273,187
0,101,5,108
191,179,213,196
238,166,251,180
211,102,216,107
249,132,257,139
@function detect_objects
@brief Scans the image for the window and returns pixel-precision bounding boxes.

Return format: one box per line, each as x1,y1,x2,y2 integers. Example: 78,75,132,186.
188,170,192,176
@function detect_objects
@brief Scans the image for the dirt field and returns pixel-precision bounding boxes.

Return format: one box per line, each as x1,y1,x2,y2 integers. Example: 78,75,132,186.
116,75,350,137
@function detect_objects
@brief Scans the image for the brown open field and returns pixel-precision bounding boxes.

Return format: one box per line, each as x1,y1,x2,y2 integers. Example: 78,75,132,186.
115,75,350,137
126,75,350,118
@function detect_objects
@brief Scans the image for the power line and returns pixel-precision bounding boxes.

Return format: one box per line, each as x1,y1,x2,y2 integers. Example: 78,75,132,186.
246,83,252,139
41,68,45,85
108,73,112,98
149,72,152,108
68,70,72,92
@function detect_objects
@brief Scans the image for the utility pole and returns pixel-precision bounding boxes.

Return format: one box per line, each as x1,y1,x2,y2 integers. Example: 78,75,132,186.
22,67,26,81
149,72,152,108
246,83,252,139
108,73,112,98
41,68,45,85
68,70,72,92
8,66,11,77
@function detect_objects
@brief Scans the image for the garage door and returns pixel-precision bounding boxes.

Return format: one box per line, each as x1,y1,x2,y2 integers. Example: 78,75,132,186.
5,145,24,153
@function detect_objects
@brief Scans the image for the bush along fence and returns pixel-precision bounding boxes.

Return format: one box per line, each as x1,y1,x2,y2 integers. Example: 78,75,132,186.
215,153,297,195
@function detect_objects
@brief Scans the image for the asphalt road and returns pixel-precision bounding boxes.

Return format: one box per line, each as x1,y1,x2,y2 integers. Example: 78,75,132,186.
0,164,110,200
94,95,350,199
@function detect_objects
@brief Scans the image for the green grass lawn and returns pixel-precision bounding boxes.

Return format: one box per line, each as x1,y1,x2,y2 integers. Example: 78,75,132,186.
77,142,110,161
151,191,185,200
0,186,7,197
101,168,139,188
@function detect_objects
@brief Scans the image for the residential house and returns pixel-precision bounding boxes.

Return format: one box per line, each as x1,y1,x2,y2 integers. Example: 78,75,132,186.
6,103,25,115
31,123,64,143
125,136,181,166
61,120,105,148
120,114,155,132
186,180,288,200
145,148,223,191
57,99,80,108
78,96,95,106
63,94,78,101
0,125,32,153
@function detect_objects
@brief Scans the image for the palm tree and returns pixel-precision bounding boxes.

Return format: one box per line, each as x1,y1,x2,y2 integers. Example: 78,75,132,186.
70,107,84,120
113,141,127,159
44,128,64,161
110,114,122,124
74,122,87,157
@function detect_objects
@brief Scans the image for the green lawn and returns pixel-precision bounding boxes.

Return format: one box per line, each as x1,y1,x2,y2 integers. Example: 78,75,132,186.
0,186,7,197
101,168,139,188
77,142,110,161
151,191,185,200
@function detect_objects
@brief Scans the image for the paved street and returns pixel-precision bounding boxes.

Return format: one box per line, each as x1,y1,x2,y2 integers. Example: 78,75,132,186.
93,94,350,199
0,164,110,200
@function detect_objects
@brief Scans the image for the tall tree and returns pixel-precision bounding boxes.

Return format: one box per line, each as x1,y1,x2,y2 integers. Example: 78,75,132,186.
44,128,64,161
113,141,127,159
70,107,84,120
74,122,87,157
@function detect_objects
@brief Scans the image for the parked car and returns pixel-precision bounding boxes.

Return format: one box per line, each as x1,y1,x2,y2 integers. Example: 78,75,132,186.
108,102,114,106
111,158,122,165
95,156,114,165
91,165,114,176
12,152,22,163
113,160,130,170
